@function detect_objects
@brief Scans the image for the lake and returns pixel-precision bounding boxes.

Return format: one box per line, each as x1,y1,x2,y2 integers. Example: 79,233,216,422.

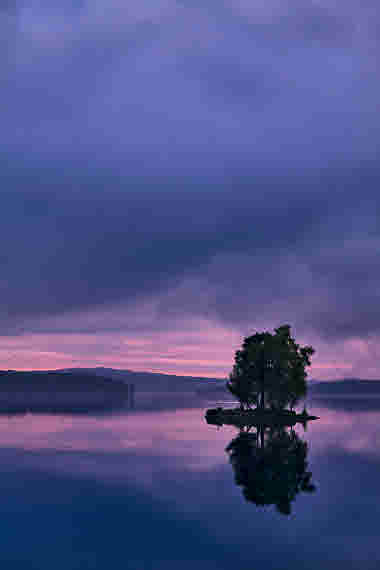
0,393,379,569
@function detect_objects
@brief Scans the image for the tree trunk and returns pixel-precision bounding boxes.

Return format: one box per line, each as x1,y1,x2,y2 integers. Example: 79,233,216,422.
260,389,265,409
259,426,265,449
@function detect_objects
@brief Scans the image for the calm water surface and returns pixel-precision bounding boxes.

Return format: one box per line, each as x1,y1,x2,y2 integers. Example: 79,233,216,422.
0,394,379,569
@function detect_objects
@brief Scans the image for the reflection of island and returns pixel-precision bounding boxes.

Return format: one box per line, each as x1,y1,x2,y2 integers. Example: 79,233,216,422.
226,425,315,515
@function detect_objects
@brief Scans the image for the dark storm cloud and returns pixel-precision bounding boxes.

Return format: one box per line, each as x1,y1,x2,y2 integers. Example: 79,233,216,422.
1,1,379,343
2,161,380,341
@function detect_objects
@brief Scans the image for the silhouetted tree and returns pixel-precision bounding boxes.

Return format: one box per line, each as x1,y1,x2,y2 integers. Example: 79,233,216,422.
227,325,314,411
226,426,315,515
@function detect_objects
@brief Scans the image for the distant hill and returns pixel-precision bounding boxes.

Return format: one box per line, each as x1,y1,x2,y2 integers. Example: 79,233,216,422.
2,369,380,412
0,370,127,390
62,370,380,396
0,368,226,414
310,379,380,396
55,367,225,393
3,369,380,396
0,370,132,414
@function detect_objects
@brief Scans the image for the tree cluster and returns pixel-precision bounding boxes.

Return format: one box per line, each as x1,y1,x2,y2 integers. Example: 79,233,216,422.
227,325,314,411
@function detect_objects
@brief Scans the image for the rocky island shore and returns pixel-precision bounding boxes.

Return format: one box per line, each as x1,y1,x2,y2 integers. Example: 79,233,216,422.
206,407,319,428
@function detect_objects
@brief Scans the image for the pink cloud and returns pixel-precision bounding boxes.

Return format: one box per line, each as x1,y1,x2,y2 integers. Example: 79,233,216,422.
2,311,380,379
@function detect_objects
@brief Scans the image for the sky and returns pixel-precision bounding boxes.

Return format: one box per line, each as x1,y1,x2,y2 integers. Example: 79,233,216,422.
1,0,380,379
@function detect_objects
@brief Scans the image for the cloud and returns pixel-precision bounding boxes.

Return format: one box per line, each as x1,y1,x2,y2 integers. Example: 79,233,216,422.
1,161,379,341
0,1,379,376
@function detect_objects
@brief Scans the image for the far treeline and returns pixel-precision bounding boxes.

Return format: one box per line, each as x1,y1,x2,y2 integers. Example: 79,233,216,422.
227,325,314,411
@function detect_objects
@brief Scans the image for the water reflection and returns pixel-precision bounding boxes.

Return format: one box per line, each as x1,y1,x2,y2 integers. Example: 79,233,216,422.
0,397,380,569
226,425,315,515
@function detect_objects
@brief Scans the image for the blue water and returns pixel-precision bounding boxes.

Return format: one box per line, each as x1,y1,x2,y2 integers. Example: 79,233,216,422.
0,394,379,569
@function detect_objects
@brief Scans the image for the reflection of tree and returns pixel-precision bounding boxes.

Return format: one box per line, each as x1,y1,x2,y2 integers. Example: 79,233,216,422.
226,426,315,515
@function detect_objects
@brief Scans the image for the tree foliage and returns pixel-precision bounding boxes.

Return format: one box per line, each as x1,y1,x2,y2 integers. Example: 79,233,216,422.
227,325,314,410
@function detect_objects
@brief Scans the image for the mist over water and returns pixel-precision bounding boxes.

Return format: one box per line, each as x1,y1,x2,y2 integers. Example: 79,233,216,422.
0,393,379,569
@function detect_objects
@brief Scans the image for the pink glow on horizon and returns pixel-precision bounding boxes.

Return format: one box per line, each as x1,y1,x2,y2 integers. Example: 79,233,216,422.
1,316,380,379
0,322,241,377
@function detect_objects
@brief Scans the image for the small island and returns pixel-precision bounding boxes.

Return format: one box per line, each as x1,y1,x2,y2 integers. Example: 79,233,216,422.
206,325,319,428
205,325,318,514
206,406,318,428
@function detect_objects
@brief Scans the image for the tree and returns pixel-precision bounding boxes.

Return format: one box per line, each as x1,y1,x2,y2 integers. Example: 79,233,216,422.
227,325,314,411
